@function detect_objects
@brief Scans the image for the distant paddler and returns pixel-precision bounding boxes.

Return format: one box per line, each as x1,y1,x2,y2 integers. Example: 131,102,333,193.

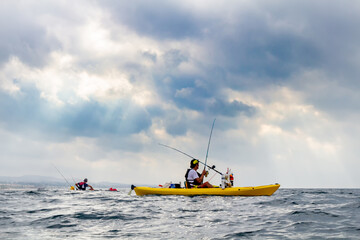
76,178,94,191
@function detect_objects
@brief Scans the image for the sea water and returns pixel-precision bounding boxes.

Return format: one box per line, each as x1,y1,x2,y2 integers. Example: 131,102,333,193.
0,185,359,239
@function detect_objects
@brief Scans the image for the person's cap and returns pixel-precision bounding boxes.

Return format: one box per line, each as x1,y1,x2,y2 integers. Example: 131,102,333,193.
192,159,199,165
84,178,88,182
190,159,199,168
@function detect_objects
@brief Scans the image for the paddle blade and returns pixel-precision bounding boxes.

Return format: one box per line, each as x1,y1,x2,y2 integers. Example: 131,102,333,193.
128,185,136,195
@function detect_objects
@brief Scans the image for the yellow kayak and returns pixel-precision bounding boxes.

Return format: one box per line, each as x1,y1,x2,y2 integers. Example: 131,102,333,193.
132,184,280,196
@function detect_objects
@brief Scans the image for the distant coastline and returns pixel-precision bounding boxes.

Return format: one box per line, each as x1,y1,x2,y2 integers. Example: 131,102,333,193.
0,175,131,188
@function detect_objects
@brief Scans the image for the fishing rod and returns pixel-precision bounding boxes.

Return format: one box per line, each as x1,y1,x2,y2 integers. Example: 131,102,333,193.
71,176,79,190
204,118,216,173
52,164,73,188
158,143,222,175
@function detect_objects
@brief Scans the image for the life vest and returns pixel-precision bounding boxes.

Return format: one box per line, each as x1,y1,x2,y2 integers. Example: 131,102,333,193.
185,169,201,188
77,182,88,190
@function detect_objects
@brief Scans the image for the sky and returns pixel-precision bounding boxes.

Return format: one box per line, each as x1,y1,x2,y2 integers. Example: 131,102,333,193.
1,0,360,188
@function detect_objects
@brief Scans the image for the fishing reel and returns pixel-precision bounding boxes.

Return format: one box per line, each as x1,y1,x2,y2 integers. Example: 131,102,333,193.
205,165,216,177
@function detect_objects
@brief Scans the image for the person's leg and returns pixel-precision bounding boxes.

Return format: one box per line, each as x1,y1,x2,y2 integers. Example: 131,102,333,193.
199,182,213,188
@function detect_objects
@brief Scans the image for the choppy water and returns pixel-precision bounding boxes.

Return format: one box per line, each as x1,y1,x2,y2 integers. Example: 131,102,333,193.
0,185,359,239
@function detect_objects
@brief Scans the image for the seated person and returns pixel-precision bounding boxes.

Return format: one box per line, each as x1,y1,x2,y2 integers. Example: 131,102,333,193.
185,159,213,188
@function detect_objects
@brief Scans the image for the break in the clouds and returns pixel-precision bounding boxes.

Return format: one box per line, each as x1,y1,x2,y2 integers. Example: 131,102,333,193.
1,0,360,187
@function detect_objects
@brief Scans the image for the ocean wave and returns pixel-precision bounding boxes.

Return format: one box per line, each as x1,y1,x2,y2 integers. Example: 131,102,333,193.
1,187,360,239
46,223,77,229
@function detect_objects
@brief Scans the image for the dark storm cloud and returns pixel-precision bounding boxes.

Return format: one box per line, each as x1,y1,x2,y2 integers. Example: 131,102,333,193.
8,0,354,133
215,1,360,87
207,99,254,117
99,0,321,79
101,0,360,89
0,2,61,67
172,90,254,117
135,0,360,121
260,1,360,115
0,86,151,140
142,51,157,63
164,117,188,136
152,72,255,121
98,0,206,40
217,30,320,79
163,49,188,68
96,1,351,119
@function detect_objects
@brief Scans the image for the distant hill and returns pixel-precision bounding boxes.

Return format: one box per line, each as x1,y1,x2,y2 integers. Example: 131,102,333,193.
0,175,131,188
0,175,62,184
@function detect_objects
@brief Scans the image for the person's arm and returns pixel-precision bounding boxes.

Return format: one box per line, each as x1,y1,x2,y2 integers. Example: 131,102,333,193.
194,170,206,184
88,185,94,190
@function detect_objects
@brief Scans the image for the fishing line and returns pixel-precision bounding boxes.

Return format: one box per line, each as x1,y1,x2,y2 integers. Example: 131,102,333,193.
71,175,79,190
158,143,196,159
207,172,217,183
52,164,72,188
158,143,222,175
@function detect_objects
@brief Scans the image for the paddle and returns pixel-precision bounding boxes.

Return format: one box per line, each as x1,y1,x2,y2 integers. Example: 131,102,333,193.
128,185,136,195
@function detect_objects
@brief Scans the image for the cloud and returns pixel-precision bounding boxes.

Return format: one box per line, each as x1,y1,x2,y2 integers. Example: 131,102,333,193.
98,0,207,40
0,2,77,67
0,84,151,141
1,0,360,187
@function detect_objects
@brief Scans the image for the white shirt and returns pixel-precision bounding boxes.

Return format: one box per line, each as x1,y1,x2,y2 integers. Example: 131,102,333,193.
187,169,200,185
